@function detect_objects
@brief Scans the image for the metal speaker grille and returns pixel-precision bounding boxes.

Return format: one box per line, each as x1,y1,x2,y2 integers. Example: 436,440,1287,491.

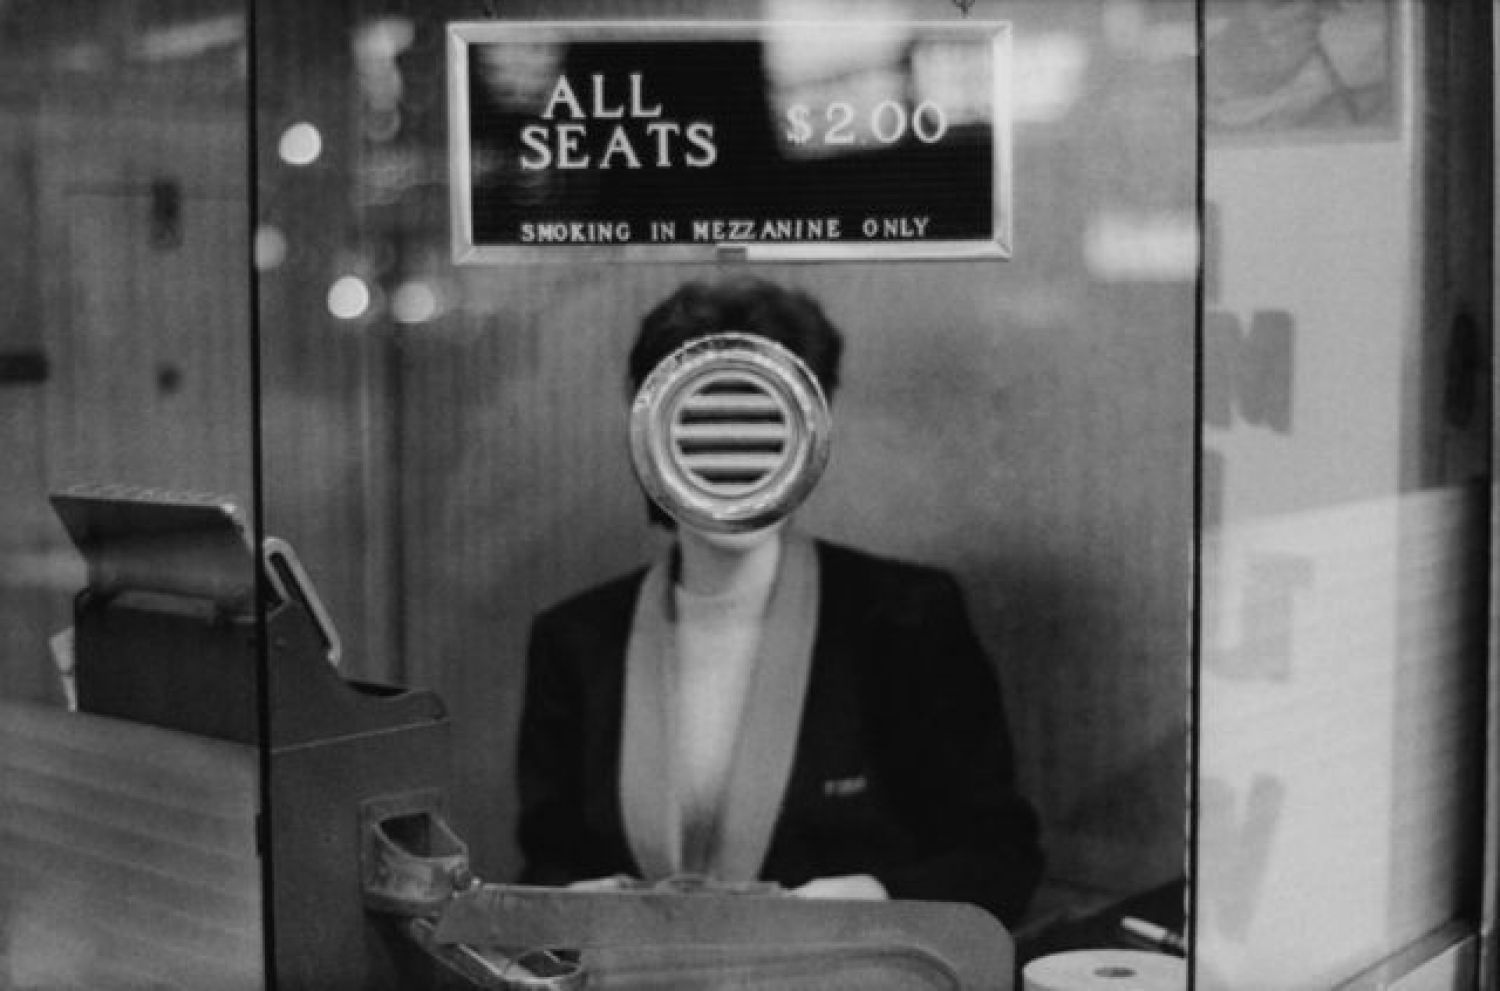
630,333,831,534
671,372,793,496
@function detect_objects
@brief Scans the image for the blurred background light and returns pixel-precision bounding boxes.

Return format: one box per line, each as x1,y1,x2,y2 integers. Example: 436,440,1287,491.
1084,211,1198,282
278,122,323,166
253,225,287,271
327,275,372,319
1011,34,1089,124
391,281,441,325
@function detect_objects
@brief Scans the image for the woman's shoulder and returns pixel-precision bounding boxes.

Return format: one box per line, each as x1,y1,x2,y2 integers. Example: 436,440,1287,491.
533,566,648,634
812,539,964,609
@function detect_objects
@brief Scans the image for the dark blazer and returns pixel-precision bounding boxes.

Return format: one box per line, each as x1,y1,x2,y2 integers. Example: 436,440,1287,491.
516,539,1043,928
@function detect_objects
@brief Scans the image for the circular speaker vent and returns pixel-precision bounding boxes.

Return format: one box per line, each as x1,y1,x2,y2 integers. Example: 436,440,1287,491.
630,333,831,534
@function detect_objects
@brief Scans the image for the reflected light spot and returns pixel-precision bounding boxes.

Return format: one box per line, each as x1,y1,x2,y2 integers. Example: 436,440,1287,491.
1085,212,1198,282
763,5,909,86
354,16,415,60
476,43,563,111
279,122,323,166
391,281,440,324
912,41,991,128
1012,34,1089,124
254,226,287,271
327,276,371,320
132,13,245,62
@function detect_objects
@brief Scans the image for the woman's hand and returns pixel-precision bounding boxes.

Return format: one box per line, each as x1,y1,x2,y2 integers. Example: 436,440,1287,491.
791,874,888,900
565,875,634,892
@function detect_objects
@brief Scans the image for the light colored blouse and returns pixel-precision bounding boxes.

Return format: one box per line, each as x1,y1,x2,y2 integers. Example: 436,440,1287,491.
671,568,774,872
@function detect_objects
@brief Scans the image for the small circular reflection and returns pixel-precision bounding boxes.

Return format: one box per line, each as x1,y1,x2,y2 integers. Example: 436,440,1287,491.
254,226,288,271
327,276,372,320
391,281,440,324
279,122,323,166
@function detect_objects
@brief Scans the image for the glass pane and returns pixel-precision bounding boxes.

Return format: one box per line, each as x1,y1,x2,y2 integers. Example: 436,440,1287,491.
256,0,1196,985
1198,1,1491,986
0,1,262,988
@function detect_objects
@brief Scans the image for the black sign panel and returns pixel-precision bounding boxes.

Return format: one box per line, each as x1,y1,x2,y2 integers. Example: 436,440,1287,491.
448,22,1011,262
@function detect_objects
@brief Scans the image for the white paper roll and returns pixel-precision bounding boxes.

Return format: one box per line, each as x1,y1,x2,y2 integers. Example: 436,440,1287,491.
1023,950,1185,991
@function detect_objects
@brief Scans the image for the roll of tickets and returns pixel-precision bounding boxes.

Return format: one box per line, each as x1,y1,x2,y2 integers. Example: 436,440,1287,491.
1023,950,1185,991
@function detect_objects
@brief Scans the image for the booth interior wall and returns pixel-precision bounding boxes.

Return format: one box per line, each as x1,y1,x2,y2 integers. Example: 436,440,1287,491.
260,0,1205,914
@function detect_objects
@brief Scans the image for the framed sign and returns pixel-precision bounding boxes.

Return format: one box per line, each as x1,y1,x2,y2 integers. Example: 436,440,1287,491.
447,21,1012,263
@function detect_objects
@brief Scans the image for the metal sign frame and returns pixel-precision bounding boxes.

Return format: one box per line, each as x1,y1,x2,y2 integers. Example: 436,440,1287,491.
447,20,1012,264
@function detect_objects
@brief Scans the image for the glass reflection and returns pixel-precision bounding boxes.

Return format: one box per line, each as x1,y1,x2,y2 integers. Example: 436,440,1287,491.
0,2,261,988
1198,2,1490,987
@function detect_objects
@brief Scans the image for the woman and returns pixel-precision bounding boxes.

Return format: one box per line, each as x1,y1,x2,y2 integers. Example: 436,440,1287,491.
516,276,1042,928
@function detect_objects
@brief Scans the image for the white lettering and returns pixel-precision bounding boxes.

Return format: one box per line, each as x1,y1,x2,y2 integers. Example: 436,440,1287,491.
862,215,933,238
540,76,585,120
518,125,551,170
518,119,715,171
688,217,842,242
555,123,588,168
590,74,624,118
646,121,681,166
629,73,663,117
684,122,717,167
523,221,633,244
598,127,643,169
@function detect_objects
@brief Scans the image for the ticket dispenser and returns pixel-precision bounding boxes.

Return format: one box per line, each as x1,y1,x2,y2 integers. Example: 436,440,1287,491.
52,485,454,989
52,485,1015,989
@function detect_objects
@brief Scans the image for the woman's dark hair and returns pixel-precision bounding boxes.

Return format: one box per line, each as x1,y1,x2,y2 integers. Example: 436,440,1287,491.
628,276,844,398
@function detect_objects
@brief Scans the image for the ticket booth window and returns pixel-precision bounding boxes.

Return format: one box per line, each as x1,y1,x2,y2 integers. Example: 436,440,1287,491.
0,2,1495,990
252,1,1196,984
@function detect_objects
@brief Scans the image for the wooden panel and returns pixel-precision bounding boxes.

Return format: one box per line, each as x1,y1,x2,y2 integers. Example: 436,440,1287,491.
43,186,250,492
31,97,250,494
0,107,68,704
0,388,70,706
1,85,252,703
0,699,261,990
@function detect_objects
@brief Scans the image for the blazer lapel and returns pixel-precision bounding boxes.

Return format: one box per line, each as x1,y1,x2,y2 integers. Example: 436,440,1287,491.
619,549,681,880
709,533,819,883
618,534,820,886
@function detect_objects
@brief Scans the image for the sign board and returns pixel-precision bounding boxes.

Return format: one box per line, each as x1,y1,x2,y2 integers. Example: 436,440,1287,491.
447,21,1011,263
